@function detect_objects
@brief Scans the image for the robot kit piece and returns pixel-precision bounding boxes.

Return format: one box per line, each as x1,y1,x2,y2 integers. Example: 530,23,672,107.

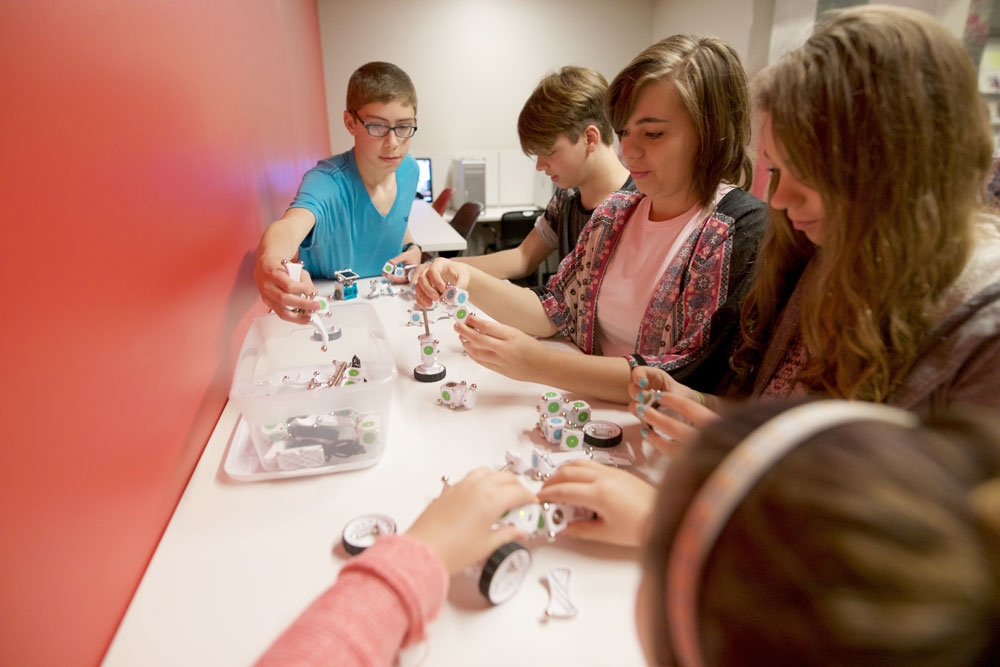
257,409,377,472
534,389,591,429
437,380,478,409
281,260,342,347
366,279,396,299
498,501,595,542
440,283,471,323
413,332,446,382
333,269,359,300
382,262,415,281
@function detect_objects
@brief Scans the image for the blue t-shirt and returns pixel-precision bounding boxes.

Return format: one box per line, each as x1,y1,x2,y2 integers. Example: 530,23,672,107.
290,150,418,278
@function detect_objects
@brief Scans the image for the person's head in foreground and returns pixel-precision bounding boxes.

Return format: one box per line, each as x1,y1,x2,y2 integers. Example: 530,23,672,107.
639,398,1000,666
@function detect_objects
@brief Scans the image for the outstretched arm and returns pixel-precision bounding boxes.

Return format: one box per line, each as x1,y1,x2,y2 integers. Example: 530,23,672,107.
456,315,633,403
256,469,536,667
456,229,554,280
412,258,556,337
254,207,320,324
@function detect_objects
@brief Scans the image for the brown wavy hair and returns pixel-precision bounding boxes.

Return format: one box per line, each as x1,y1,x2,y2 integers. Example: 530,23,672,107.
644,399,1000,665
607,35,754,209
731,6,993,400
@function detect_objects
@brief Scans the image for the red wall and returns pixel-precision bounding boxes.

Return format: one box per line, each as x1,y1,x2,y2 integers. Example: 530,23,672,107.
0,2,330,664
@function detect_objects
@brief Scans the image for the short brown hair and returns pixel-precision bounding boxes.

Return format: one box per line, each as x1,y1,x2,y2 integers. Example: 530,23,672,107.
346,61,417,113
517,66,614,156
607,35,753,208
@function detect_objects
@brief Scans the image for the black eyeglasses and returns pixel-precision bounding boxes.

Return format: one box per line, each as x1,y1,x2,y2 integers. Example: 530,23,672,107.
349,110,417,139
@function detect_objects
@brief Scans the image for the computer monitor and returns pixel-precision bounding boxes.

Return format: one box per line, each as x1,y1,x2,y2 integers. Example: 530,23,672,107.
415,157,433,203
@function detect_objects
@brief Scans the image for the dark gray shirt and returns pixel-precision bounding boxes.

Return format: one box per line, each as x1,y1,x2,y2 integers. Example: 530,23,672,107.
534,176,637,260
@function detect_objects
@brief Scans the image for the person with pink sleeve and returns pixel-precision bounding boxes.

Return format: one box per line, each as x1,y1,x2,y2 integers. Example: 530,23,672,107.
255,469,535,667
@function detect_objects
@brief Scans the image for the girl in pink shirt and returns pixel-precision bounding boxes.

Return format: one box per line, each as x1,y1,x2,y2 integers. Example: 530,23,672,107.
412,36,766,405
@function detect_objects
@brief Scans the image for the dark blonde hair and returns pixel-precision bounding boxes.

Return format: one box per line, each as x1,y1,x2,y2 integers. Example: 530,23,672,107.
732,6,993,400
607,35,753,208
346,61,417,113
645,399,1000,665
517,66,614,156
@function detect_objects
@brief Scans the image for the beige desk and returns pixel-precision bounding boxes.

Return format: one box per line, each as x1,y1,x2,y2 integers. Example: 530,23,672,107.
102,279,654,667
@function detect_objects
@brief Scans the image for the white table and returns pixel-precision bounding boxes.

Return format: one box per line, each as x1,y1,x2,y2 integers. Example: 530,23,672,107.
409,199,466,252
102,279,652,667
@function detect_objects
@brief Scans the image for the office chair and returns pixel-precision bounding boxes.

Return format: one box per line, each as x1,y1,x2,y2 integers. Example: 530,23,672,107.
496,208,543,251
432,187,455,215
496,208,545,286
440,201,483,258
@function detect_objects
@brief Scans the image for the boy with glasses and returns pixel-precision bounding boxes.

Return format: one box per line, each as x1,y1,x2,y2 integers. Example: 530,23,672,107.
254,61,422,322
455,67,635,280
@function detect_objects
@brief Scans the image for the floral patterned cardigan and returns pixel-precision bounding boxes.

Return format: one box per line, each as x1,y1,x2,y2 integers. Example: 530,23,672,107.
536,186,767,393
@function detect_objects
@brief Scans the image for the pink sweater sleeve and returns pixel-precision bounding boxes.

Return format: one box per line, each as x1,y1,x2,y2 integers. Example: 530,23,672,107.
255,534,449,667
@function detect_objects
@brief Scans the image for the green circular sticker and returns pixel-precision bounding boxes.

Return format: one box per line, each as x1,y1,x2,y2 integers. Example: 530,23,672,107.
547,402,559,413
545,392,558,398
344,380,355,385
456,308,468,319
361,420,375,428
363,432,376,444
573,401,585,408
565,434,580,448
577,412,589,422
442,391,451,401
423,345,434,355
348,369,360,377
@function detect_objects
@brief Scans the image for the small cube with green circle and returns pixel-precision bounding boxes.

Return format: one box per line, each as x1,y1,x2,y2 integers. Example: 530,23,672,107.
342,366,365,385
559,427,584,450
536,390,564,417
565,400,591,427
358,414,379,446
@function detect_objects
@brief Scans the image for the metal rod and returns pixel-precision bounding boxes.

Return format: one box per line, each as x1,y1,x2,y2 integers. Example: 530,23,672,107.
331,360,348,386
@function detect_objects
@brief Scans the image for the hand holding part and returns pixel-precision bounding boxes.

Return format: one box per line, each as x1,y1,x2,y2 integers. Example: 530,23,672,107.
406,468,537,574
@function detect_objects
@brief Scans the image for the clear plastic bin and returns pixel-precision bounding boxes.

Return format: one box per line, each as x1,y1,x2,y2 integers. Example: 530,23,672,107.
229,302,397,476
